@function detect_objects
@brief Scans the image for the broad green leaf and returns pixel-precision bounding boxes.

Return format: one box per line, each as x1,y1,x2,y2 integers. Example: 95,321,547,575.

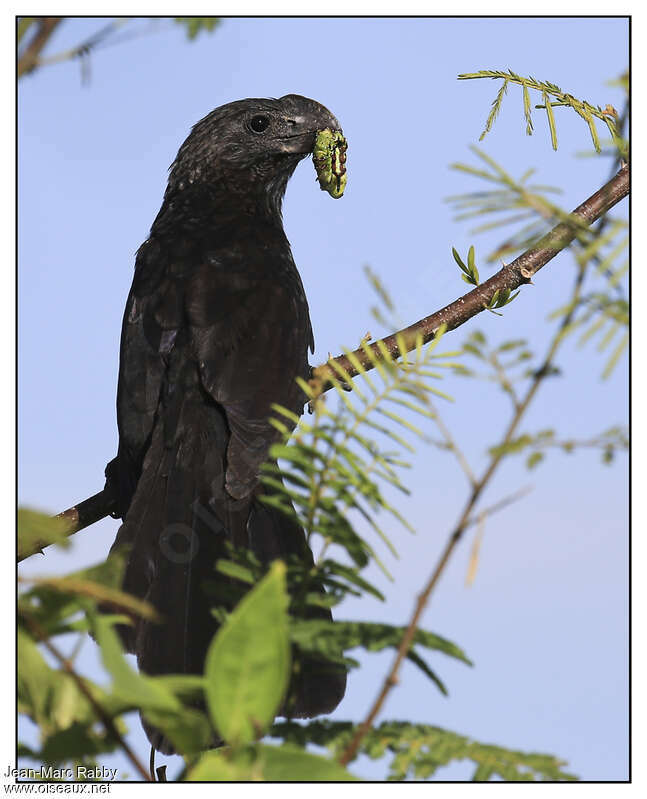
38,722,120,766
204,561,290,745
144,706,213,755
188,744,356,781
90,614,179,713
188,748,254,780
256,743,357,781
17,627,56,728
24,575,158,623
91,611,212,754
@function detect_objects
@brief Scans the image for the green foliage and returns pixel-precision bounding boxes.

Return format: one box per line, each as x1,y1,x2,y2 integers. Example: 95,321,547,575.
488,426,628,468
18,556,214,767
458,69,627,158
448,147,592,263
271,720,577,781
289,619,471,695
17,259,590,779
90,611,212,755
447,146,628,377
457,328,627,469
205,562,290,745
551,289,628,380
457,330,532,407
16,294,494,779
174,18,221,40
450,71,628,381
188,742,357,781
261,290,457,582
19,618,127,766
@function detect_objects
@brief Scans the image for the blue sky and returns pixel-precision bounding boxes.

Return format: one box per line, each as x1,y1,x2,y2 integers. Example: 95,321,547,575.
17,17,628,781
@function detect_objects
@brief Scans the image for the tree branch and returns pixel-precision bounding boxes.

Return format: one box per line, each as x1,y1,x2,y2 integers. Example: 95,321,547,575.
20,162,627,564
17,18,62,77
312,162,628,390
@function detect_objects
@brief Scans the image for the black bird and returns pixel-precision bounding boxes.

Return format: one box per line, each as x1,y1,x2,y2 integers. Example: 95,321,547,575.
104,95,347,753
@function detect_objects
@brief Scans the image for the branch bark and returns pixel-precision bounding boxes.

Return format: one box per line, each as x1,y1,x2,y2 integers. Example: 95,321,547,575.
20,162,628,564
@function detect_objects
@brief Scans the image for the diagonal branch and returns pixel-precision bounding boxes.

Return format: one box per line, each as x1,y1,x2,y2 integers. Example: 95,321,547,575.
18,162,628,564
311,163,628,391
17,17,63,77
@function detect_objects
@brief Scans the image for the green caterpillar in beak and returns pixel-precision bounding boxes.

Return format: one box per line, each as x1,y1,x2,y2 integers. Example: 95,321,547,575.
313,128,348,199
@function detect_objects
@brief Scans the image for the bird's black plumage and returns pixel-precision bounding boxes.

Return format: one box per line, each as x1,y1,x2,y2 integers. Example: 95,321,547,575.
104,95,347,753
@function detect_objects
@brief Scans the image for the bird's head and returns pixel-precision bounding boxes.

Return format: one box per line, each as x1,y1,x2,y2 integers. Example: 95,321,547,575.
166,94,343,215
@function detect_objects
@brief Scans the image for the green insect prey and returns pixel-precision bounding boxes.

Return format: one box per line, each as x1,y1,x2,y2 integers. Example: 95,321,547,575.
313,128,348,199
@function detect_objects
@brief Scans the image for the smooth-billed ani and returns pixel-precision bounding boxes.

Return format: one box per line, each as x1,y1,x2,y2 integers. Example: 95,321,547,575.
104,95,347,753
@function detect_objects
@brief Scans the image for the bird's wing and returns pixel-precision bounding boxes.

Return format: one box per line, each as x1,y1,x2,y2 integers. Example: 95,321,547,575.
111,240,184,510
185,247,312,499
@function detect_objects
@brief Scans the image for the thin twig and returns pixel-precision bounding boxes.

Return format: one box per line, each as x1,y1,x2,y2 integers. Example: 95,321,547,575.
22,613,152,781
428,400,477,487
33,19,129,69
462,484,533,533
338,252,591,767
488,350,520,411
18,162,628,565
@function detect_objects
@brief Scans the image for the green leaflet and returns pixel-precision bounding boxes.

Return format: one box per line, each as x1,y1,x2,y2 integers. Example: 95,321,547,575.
313,128,348,198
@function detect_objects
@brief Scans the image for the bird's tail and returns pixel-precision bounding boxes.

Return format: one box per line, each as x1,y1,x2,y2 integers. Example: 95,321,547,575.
107,384,345,754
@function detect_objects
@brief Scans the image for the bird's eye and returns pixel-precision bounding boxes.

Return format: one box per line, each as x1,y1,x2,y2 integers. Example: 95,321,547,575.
249,114,270,133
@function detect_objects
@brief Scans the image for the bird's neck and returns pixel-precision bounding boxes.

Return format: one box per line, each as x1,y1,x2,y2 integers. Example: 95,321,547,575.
154,174,292,234
159,154,304,230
